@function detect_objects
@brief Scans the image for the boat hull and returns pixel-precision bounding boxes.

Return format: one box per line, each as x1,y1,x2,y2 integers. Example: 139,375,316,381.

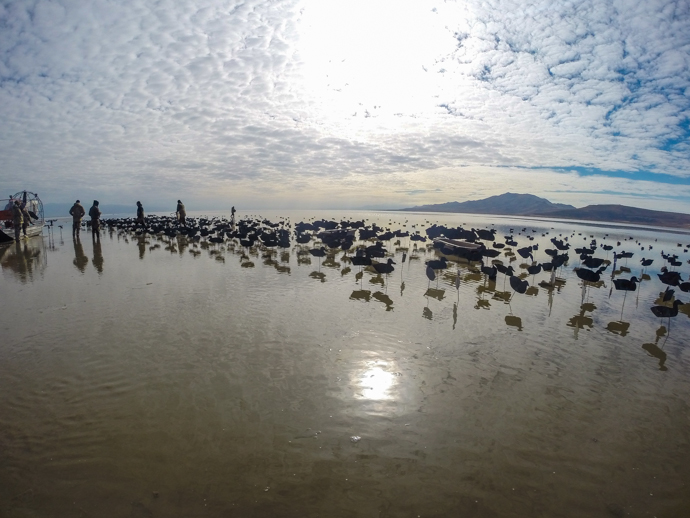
433,237,484,262
0,225,43,243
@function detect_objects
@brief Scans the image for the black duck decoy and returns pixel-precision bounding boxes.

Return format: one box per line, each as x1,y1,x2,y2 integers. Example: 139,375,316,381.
372,258,396,275
650,299,684,318
612,276,639,291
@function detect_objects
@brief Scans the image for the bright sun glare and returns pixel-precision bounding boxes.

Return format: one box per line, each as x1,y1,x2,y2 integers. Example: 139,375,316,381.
357,362,397,400
296,0,457,134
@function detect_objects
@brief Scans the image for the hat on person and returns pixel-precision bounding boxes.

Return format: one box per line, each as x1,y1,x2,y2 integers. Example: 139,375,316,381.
94,200,99,205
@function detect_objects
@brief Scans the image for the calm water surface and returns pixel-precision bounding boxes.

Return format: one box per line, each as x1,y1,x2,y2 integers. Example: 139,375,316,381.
1,210,689,518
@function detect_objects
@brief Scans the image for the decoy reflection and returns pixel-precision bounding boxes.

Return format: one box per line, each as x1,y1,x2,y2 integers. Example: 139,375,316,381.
309,271,326,283
606,321,630,336
350,290,371,302
505,315,523,331
372,291,394,311
424,288,445,301
567,303,596,339
642,341,667,371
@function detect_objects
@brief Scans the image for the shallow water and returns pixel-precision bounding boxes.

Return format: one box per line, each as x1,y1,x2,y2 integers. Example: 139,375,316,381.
1,210,689,518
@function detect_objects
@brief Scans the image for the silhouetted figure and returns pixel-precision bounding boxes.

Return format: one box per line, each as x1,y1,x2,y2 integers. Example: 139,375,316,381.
89,200,101,240
176,200,186,226
20,203,31,237
69,200,85,239
136,201,145,227
11,200,23,240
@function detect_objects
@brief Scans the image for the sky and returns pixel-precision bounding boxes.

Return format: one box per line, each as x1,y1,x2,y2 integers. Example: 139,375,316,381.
1,0,689,212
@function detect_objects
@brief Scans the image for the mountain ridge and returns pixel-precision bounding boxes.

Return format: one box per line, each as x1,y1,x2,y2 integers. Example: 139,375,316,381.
398,193,690,230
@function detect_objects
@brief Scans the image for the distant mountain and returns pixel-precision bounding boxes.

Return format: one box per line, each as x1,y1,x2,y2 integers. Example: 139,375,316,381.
399,193,575,215
398,193,690,230
534,204,690,229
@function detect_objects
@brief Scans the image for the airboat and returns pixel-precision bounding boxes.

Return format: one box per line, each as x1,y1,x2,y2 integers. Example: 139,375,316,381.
0,191,45,243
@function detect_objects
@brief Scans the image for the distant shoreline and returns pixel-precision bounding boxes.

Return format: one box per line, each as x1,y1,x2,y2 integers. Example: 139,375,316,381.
386,210,690,235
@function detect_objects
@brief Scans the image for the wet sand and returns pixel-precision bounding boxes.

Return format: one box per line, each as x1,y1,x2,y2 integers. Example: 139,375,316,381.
1,210,689,517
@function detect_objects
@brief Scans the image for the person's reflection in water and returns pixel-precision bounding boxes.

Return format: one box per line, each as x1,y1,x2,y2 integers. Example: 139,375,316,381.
176,235,188,255
9,241,30,280
137,236,146,260
73,239,89,272
92,239,104,274
452,302,458,329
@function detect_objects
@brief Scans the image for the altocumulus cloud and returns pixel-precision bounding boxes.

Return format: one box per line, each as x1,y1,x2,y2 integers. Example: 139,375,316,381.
0,0,688,210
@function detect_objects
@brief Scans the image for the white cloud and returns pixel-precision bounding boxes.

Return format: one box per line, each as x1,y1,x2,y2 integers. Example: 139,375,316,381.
0,0,688,210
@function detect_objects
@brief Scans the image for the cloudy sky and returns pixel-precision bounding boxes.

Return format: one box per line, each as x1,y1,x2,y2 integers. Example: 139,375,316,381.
1,0,689,212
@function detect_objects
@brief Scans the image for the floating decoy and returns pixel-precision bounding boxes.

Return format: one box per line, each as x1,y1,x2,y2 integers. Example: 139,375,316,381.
509,275,529,294
372,258,396,275
576,266,606,283
650,299,684,319
527,263,542,275
351,255,372,267
495,264,515,276
658,271,682,286
481,264,497,280
612,276,639,291
583,256,605,268
640,258,653,267
425,257,448,271
517,247,533,259
662,287,675,302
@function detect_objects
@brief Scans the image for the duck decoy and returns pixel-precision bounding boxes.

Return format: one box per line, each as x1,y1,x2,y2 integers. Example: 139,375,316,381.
425,257,448,271
658,271,682,286
612,276,639,291
372,258,396,275
527,263,542,275
662,287,675,302
650,299,684,319
481,264,497,280
509,275,529,294
576,266,606,283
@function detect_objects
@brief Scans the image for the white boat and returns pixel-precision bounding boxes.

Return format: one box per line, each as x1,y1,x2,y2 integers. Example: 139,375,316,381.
0,191,45,243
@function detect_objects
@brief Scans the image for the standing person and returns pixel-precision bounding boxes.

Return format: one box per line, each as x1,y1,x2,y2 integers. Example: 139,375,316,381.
136,201,145,227
176,200,186,227
4,196,14,211
69,200,86,239
20,203,31,237
231,206,236,223
11,200,23,241
89,200,102,241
